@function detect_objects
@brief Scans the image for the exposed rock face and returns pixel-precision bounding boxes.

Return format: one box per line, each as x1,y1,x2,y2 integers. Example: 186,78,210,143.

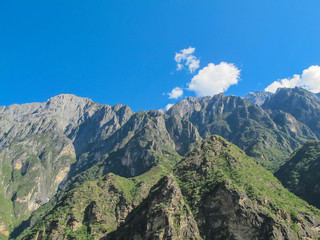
15,136,320,240
168,93,316,171
0,95,199,237
17,174,139,240
276,141,320,208
173,136,320,240
15,167,174,240
244,91,274,105
106,175,201,240
2,89,320,239
263,87,320,138
0,94,135,237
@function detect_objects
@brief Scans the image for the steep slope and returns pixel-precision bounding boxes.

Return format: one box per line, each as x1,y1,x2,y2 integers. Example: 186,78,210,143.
16,136,320,240
174,135,320,239
0,95,135,237
106,175,201,240
3,90,320,239
276,141,320,208
2,101,200,238
168,93,316,171
15,161,176,240
0,94,202,238
263,87,320,138
60,110,198,193
0,132,76,236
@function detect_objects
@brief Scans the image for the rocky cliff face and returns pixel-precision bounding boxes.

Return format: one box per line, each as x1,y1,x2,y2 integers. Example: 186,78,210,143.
168,93,316,170
263,87,320,138
244,91,273,105
0,95,200,238
0,94,138,238
2,89,320,239
106,175,201,240
0,95,96,237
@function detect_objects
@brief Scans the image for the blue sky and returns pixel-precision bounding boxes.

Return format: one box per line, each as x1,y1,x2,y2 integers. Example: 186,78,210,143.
1,0,320,111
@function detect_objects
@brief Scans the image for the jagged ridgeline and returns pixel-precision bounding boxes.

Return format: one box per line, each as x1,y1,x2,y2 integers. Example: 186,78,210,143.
18,136,320,239
0,87,320,239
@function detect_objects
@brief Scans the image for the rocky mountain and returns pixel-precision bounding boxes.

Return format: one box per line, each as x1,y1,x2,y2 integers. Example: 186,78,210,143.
0,94,139,238
263,87,320,138
0,95,199,238
276,141,320,209
244,91,274,105
19,136,320,239
167,93,316,170
1,88,320,239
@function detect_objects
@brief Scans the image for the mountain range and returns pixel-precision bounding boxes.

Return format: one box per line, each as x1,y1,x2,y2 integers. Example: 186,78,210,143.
1,87,320,239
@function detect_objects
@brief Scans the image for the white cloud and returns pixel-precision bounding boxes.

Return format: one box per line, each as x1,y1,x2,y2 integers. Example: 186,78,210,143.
188,62,240,97
168,87,183,99
175,47,200,73
165,104,174,111
265,65,320,93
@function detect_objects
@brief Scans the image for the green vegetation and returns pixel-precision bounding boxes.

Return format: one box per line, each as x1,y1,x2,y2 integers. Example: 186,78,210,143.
0,133,76,239
3,88,320,239
175,135,320,238
276,141,320,208
16,150,178,239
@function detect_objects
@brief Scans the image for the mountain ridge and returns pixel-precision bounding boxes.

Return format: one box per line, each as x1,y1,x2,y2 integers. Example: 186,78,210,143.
1,87,320,239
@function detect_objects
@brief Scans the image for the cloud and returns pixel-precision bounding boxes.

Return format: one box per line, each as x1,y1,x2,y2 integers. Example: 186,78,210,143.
165,103,174,111
175,47,200,73
265,65,320,93
188,62,240,97
168,87,183,99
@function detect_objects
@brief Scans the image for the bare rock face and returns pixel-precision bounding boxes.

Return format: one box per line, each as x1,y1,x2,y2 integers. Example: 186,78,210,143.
1,95,200,238
106,175,201,240
167,92,317,171
263,87,320,138
244,91,273,106
3,89,320,239
0,94,135,237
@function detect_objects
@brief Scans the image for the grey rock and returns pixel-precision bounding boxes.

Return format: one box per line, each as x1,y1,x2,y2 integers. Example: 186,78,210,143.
244,91,273,106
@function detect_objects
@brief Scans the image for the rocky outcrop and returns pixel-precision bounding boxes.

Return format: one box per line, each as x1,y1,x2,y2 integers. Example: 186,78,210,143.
244,91,273,105
106,175,201,240
263,87,320,138
15,166,172,240
16,174,137,240
173,136,320,239
0,95,135,237
0,132,76,236
168,93,317,171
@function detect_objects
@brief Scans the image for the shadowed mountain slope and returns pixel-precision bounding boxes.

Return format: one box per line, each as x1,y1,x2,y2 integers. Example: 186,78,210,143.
276,141,320,208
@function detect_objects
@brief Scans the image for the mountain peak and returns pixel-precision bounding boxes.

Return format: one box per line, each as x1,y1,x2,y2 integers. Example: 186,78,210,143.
46,93,96,106
263,87,320,138
244,90,273,105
